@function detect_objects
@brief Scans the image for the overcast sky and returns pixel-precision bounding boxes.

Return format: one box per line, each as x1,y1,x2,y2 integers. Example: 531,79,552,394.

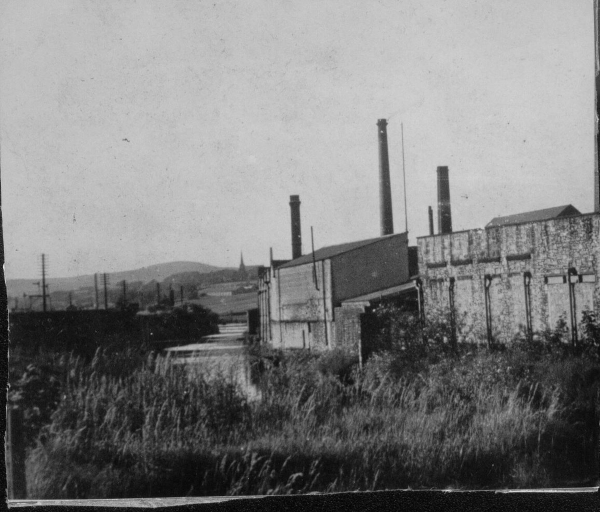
1,0,595,278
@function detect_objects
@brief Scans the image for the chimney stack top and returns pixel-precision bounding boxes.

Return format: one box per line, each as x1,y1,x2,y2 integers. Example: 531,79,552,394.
436,166,452,234
289,195,302,259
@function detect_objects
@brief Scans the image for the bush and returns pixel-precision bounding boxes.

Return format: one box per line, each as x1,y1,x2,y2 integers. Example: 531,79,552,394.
315,348,359,384
8,364,62,446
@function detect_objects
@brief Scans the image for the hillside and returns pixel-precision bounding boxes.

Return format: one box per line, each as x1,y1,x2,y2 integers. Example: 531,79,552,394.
163,266,260,288
7,261,222,298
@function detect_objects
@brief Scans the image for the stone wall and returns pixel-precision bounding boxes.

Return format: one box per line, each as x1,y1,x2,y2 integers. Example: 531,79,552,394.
417,214,600,343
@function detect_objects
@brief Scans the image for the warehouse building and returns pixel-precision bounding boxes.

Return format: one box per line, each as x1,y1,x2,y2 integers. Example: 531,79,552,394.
269,231,412,350
257,120,420,353
417,167,600,345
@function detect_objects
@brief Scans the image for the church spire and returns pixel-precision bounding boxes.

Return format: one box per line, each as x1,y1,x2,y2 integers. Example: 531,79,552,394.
239,252,246,275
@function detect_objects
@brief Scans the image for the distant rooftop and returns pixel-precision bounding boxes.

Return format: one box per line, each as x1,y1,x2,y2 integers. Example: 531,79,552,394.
486,204,581,228
278,232,406,269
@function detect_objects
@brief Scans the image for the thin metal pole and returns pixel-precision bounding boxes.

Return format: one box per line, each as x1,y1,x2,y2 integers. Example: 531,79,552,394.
484,275,493,347
523,272,533,342
568,268,578,348
401,122,408,233
311,226,319,290
321,260,329,348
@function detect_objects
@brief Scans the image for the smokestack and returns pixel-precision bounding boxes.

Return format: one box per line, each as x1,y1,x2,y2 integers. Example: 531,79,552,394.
377,119,394,236
428,206,434,235
289,195,302,259
437,166,452,234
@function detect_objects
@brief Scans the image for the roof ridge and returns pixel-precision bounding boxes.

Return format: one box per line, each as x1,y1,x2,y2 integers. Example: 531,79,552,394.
278,232,407,269
486,204,580,228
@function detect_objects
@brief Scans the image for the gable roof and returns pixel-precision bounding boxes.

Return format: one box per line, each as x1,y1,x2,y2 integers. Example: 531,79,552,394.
278,232,406,269
486,204,581,229
341,280,418,305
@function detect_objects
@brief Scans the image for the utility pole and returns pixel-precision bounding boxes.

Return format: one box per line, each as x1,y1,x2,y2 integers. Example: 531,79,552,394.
401,122,408,233
94,273,99,309
180,285,184,305
103,273,109,310
156,282,161,306
122,280,127,309
41,253,47,312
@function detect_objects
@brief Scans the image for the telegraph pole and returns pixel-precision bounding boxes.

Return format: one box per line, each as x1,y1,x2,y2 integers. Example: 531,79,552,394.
41,253,47,312
94,273,99,309
103,273,109,309
122,280,127,309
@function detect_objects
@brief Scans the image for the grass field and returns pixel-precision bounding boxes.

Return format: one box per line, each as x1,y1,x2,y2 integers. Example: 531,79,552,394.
17,336,599,498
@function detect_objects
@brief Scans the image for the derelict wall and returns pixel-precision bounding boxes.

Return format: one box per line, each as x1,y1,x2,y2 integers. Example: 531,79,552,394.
417,214,600,343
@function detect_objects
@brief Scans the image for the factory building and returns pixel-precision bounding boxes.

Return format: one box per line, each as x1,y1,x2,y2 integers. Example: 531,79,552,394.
267,231,412,350
258,116,600,352
417,167,600,345
257,119,421,353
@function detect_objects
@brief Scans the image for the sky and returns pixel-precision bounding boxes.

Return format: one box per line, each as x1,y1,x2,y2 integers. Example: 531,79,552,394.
0,0,595,279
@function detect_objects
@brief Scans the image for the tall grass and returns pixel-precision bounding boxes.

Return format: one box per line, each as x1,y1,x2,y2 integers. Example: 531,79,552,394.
25,341,599,497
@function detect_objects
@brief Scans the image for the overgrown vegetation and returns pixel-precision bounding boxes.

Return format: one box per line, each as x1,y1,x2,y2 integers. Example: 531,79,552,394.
14,309,600,497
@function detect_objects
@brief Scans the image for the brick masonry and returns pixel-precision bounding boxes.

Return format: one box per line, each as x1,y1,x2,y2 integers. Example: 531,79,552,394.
417,214,600,343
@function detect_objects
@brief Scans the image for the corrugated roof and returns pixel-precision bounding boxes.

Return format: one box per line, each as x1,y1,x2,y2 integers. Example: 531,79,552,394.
342,280,417,305
278,232,406,269
486,205,581,228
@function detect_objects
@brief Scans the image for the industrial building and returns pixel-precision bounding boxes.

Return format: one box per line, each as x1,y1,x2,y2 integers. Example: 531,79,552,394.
418,183,599,345
258,118,600,353
262,230,413,350
415,154,600,346
257,120,420,353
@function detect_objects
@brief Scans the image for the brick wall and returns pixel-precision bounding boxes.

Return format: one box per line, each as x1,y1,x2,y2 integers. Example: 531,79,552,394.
417,214,600,344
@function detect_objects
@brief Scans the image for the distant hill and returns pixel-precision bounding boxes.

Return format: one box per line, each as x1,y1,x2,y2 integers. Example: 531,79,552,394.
7,261,222,298
163,266,260,289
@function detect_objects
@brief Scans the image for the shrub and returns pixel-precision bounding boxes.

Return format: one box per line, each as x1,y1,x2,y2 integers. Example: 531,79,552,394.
8,363,62,446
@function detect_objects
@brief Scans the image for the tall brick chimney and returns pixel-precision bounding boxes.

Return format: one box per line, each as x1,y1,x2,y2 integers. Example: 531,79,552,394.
289,195,302,259
377,119,394,236
437,166,452,234
428,206,434,235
